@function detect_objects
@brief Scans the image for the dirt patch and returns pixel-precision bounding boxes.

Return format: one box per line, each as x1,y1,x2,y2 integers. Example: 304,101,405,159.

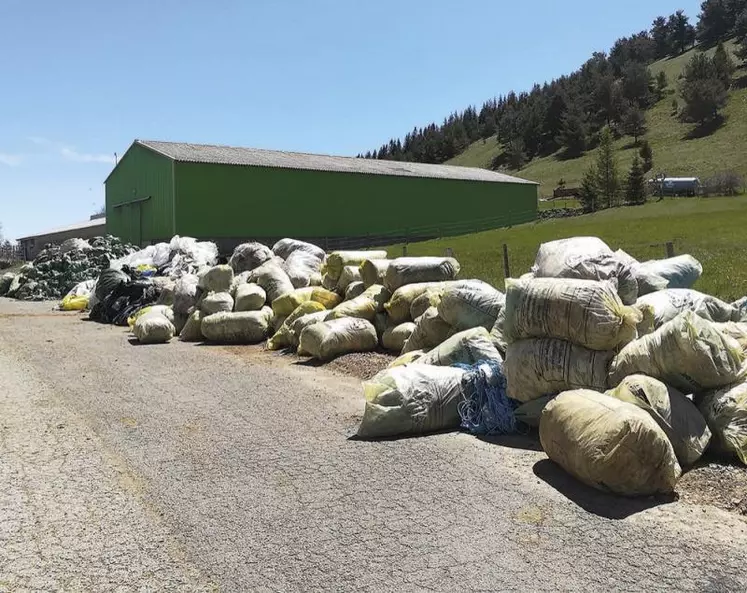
323,351,395,380
677,458,747,516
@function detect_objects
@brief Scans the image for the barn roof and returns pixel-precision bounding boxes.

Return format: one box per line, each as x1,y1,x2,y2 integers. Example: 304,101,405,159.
17,217,106,242
132,140,538,185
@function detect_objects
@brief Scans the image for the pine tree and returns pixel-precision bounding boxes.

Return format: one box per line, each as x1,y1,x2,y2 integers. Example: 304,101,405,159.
621,62,655,108
505,138,528,170
651,16,672,58
697,0,732,45
622,106,647,144
713,41,735,88
680,53,729,123
556,102,588,157
594,127,621,208
668,10,697,54
656,71,668,98
625,155,648,205
639,139,654,172
579,165,599,213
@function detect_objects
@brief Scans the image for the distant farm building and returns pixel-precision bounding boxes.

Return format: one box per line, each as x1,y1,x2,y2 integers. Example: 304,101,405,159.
17,215,106,260
105,140,539,250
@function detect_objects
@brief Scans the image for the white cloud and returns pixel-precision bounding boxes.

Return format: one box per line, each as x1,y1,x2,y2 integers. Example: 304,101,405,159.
0,153,23,167
28,136,114,164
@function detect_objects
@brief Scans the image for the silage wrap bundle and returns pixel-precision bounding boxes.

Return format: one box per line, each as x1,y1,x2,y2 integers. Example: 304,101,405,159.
173,275,199,314
272,286,341,317
503,277,641,350
200,291,234,316
336,266,362,293
410,287,445,321
420,327,503,367
272,238,326,262
289,311,328,349
381,322,416,352
540,389,681,496
267,301,327,351
490,308,507,354
505,338,613,402
179,310,204,342
360,259,391,288
608,311,745,393
637,255,703,290
386,282,447,324
402,307,453,354
298,317,378,360
201,308,274,344
326,285,390,322
384,257,461,292
614,249,669,296
198,265,234,293
713,322,747,352
698,381,747,465
636,288,738,329
249,260,295,303
234,283,267,312
344,281,365,301
607,374,711,466
437,280,505,332
229,242,274,273
94,268,130,303
133,312,175,344
531,236,638,305
357,365,466,439
230,271,252,298
324,250,387,282
283,250,324,289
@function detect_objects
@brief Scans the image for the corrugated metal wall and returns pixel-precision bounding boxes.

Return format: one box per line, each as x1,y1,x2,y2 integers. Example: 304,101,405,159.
173,162,537,242
105,145,174,245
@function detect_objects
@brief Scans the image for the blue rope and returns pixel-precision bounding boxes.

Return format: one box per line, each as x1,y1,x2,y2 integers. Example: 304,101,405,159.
456,359,518,436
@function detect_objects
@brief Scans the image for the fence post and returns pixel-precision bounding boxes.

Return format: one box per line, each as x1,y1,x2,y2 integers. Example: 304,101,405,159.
403,244,407,257
502,243,511,279
445,247,454,258
665,241,675,258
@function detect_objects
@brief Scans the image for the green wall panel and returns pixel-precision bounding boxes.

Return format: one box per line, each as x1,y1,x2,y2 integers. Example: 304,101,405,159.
173,162,537,240
105,145,174,245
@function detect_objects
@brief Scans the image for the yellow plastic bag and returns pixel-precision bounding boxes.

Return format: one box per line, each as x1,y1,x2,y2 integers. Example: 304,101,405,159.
127,306,154,328
60,294,89,311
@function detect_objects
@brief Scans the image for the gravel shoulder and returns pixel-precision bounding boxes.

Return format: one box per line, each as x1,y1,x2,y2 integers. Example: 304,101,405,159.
2,298,747,592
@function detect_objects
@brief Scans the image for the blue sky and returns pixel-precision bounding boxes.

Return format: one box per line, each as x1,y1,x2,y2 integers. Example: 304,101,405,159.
0,0,701,241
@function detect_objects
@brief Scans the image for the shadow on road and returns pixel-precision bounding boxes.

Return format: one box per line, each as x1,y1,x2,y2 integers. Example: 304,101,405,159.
477,432,543,452
532,459,677,520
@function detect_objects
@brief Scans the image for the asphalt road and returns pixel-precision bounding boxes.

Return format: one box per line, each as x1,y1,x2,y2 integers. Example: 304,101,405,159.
1,298,747,592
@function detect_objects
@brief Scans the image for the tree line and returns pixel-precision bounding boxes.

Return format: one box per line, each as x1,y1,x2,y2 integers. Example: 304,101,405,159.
359,0,747,170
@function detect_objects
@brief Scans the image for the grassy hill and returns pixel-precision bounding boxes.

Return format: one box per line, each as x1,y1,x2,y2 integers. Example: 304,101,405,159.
448,42,746,198
382,195,747,302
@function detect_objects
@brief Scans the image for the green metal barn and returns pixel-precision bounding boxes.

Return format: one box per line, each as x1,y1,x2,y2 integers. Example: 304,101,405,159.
105,140,538,250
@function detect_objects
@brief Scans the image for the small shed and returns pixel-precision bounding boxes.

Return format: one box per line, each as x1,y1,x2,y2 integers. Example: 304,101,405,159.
17,216,106,261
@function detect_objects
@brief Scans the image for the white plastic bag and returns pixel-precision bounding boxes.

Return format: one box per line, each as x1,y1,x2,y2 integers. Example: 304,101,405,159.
637,255,703,290
419,327,503,367
437,280,505,332
133,313,175,344
229,242,274,273
636,289,737,329
283,250,324,289
234,283,266,312
698,381,747,465
381,322,416,352
200,291,234,316
272,238,325,261
402,307,453,354
298,317,378,360
384,257,461,292
173,274,199,315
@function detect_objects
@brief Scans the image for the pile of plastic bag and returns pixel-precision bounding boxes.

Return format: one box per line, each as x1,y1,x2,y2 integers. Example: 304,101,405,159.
110,235,219,278
1,235,137,301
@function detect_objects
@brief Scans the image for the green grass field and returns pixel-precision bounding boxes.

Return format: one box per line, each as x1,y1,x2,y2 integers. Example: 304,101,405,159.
447,42,746,198
382,196,747,302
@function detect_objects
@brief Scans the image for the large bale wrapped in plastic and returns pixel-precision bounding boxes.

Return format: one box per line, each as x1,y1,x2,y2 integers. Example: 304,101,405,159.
128,304,175,328
284,250,324,289
321,273,338,291
272,238,325,262
326,285,390,322
540,390,681,496
325,250,387,282
609,311,745,393
420,327,503,367
531,237,638,305
384,257,460,292
0,272,15,296
437,280,505,332
173,274,199,315
344,281,365,301
381,322,416,352
249,260,295,303
234,283,266,312
614,249,668,296
298,317,378,360
402,307,453,354
229,242,274,273
636,289,737,329
607,375,711,466
713,322,747,352
386,282,445,324
336,266,361,293
490,308,507,354
155,278,176,307
201,308,273,344
637,255,703,290
272,286,342,317
410,287,444,321
698,382,747,465
198,265,234,293
179,310,204,342
505,338,613,402
267,301,326,351
288,310,328,349
357,365,466,438
200,291,234,316
132,312,175,344
504,278,641,350
229,271,251,298
360,259,391,288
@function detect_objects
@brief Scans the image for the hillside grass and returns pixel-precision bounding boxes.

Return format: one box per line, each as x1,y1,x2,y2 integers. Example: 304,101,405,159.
447,41,746,198
382,195,747,301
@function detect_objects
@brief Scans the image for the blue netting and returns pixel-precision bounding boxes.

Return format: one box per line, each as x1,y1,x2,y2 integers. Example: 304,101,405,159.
456,359,518,436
